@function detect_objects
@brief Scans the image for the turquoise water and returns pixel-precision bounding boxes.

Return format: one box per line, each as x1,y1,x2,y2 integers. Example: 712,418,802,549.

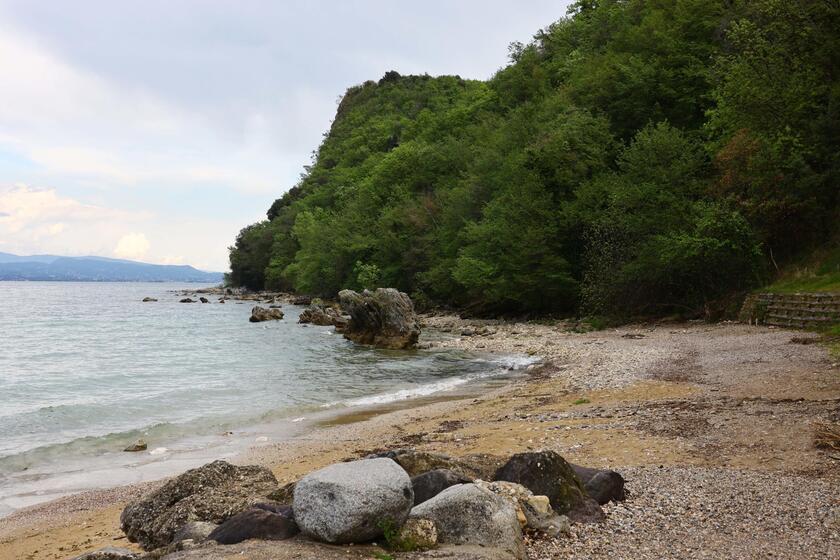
0,282,529,516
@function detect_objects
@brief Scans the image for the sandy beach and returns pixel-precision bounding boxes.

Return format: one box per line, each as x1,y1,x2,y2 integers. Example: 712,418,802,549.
1,317,838,559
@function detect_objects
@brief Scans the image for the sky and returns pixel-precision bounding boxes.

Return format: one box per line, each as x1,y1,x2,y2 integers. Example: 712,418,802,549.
0,0,571,271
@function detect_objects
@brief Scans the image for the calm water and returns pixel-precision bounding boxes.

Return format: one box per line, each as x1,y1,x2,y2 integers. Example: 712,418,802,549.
0,282,530,516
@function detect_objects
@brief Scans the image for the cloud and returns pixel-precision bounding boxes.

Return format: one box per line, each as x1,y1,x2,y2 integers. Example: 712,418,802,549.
113,232,150,260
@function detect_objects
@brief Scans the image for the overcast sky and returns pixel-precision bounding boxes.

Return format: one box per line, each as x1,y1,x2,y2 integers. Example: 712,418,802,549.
0,1,571,271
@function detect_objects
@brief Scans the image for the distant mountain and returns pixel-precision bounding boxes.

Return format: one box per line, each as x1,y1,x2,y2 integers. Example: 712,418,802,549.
0,252,223,283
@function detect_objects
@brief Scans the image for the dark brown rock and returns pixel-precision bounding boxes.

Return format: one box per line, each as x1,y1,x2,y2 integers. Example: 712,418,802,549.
411,469,471,505
494,451,604,523
207,504,299,544
571,463,626,504
250,306,284,322
337,288,420,349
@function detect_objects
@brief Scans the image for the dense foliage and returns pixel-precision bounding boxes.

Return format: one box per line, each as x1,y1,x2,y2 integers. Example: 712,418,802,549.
229,0,839,318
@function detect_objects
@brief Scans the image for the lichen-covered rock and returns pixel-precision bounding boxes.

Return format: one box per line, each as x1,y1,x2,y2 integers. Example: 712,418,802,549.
409,483,524,559
338,288,420,349
494,451,604,523
207,504,299,544
398,517,438,550
411,469,470,505
120,460,279,550
250,306,284,322
293,458,414,544
473,480,570,538
571,463,626,504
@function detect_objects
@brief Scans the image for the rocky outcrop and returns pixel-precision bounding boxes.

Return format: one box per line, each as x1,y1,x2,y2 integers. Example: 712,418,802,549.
409,483,525,559
291,295,313,306
411,469,470,505
293,458,414,544
250,306,284,322
207,503,299,544
338,288,421,349
120,460,279,550
494,451,604,523
571,463,626,504
298,303,344,327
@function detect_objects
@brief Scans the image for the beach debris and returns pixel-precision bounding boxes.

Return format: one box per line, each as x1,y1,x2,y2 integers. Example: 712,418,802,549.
494,450,604,523
123,439,147,452
293,458,413,544
207,503,299,544
411,468,471,506
141,297,157,302
120,460,279,550
338,288,421,349
249,305,284,322
408,483,525,559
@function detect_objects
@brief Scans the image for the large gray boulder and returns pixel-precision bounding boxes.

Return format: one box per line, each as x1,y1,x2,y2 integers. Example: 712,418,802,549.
409,483,524,560
494,451,603,523
293,458,414,544
338,288,420,349
120,460,279,550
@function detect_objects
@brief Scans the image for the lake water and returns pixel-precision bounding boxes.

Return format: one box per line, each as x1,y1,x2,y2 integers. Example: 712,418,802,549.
0,282,531,516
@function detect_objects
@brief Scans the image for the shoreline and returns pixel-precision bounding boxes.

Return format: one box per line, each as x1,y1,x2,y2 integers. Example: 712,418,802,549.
2,317,839,558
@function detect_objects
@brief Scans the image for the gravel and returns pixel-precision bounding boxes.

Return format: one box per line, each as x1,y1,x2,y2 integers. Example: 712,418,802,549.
526,465,839,560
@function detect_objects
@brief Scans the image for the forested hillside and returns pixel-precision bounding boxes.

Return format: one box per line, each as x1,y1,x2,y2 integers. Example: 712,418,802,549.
229,0,839,317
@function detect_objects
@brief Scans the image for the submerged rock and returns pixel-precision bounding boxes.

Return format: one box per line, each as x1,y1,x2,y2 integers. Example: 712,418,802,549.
123,439,147,452
250,306,284,322
179,298,195,303
494,451,604,523
409,483,524,559
120,460,279,550
293,458,413,544
199,297,210,303
338,288,421,349
142,297,157,302
207,503,299,544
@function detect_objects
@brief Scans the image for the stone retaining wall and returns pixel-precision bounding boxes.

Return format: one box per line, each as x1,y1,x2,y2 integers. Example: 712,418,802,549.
740,292,840,328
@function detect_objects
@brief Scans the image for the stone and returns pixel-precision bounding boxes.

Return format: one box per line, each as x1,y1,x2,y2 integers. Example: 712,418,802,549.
179,298,194,303
142,297,157,302
292,458,413,544
297,303,342,326
266,481,296,504
120,460,279,550
494,451,603,523
409,483,524,559
367,449,502,480
291,295,312,306
397,517,438,550
571,463,626,504
72,548,139,560
338,288,421,349
411,469,470,505
207,504,299,544
172,521,217,544
123,439,147,452
473,480,570,538
249,306,284,322
199,297,210,303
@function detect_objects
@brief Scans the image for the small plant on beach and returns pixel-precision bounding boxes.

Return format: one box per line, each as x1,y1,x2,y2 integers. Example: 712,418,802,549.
573,397,591,405
378,519,418,552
